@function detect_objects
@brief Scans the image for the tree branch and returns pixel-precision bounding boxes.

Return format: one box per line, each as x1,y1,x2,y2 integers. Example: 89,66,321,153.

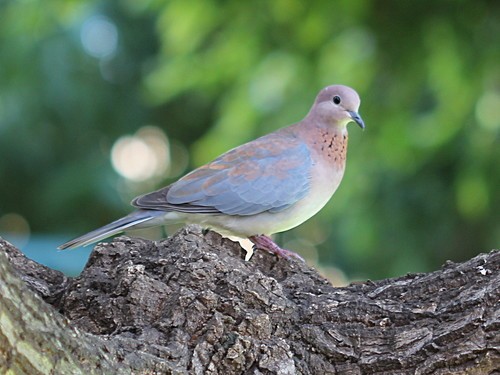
1,226,499,374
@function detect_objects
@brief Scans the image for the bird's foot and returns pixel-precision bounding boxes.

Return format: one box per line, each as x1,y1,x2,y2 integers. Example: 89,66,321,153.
249,235,305,261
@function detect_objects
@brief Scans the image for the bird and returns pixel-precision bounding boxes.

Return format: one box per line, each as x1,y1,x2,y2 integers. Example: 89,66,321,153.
59,84,364,260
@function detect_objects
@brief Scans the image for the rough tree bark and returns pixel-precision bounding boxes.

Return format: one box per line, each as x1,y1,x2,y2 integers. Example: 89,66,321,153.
0,225,498,374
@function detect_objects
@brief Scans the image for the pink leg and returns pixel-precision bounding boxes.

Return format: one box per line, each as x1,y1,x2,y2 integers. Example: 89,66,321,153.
248,235,305,261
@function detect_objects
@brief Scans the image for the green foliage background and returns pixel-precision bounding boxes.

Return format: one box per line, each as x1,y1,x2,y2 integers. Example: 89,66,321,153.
1,0,499,280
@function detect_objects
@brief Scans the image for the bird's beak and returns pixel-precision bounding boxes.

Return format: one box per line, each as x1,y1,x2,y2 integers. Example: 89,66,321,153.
348,111,365,130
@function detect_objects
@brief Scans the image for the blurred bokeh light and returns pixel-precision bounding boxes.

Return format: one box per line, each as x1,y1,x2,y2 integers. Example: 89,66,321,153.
111,126,170,182
81,15,118,59
0,213,30,249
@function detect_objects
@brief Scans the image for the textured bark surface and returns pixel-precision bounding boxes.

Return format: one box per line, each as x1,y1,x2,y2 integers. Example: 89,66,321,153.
0,225,499,374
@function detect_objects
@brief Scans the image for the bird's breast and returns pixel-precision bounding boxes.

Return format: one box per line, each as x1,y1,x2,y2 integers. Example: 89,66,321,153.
262,126,348,232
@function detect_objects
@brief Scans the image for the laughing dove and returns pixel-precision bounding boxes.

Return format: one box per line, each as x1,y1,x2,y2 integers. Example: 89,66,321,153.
59,85,365,260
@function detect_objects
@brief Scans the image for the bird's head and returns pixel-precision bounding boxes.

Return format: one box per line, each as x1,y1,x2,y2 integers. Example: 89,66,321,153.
310,85,365,129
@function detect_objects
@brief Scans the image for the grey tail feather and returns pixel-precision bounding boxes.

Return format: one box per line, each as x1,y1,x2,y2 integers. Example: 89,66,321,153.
58,210,164,250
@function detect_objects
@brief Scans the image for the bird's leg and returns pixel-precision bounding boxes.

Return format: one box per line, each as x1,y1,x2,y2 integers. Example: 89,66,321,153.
248,235,305,261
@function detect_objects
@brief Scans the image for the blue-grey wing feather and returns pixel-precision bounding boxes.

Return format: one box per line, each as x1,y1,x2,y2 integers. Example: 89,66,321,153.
132,133,312,216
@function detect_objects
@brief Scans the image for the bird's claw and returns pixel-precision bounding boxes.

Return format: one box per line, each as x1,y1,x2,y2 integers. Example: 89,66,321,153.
249,235,305,262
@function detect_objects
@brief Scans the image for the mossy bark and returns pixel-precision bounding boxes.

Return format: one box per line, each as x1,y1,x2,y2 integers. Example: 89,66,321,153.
1,226,499,374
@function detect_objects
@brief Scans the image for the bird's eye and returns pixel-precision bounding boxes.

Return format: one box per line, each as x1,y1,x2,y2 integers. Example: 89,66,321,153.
332,95,341,105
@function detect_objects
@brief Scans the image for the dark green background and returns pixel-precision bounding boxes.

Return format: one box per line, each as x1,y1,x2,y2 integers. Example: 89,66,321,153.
1,0,498,282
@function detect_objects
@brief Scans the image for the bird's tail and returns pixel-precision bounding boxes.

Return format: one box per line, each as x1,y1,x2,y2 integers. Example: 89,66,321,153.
58,210,165,250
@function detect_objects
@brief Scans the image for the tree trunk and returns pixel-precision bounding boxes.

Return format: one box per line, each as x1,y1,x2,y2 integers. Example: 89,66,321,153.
0,225,498,374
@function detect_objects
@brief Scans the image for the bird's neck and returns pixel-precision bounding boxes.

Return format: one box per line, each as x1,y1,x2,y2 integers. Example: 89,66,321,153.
294,122,349,170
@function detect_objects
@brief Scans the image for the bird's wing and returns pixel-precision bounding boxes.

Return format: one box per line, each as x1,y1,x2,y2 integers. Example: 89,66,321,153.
132,132,312,216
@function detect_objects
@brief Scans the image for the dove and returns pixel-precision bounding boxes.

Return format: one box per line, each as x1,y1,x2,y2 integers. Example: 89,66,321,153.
59,85,364,260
